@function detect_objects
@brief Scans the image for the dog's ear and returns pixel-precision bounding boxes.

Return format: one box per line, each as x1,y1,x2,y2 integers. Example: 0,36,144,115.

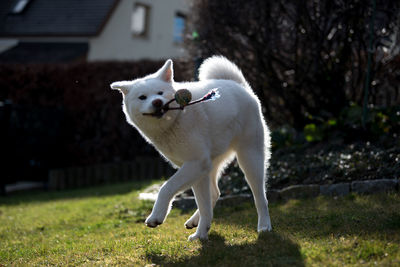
155,59,174,83
110,81,131,95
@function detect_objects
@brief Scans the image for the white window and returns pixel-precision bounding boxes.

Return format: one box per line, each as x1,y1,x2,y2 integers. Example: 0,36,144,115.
173,13,186,43
131,3,150,37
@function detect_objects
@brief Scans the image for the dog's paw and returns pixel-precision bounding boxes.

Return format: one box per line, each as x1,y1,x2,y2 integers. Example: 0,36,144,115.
185,222,198,229
145,214,164,228
188,232,208,241
257,224,272,232
184,211,200,229
258,216,272,232
184,219,198,229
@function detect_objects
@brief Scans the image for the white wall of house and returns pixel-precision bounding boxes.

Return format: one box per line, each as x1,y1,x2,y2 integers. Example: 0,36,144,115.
88,0,189,61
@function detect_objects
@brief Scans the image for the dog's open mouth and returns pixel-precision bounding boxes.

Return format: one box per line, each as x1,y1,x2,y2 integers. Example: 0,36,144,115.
142,109,165,118
142,97,177,118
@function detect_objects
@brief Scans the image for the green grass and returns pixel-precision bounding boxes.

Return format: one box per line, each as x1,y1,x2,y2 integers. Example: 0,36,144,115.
1,181,399,266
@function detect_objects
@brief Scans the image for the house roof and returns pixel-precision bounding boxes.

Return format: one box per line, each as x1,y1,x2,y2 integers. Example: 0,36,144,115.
0,0,118,37
0,42,88,63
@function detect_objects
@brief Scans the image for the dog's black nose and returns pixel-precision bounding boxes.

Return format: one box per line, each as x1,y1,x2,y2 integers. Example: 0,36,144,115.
152,99,163,108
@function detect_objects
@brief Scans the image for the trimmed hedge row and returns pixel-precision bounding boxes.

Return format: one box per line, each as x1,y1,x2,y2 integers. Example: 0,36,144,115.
0,60,193,179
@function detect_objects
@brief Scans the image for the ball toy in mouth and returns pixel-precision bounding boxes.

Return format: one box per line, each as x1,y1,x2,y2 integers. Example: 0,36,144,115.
143,88,220,117
175,89,192,107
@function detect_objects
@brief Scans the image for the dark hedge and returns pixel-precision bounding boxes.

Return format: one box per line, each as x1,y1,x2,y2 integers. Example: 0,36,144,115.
0,60,193,178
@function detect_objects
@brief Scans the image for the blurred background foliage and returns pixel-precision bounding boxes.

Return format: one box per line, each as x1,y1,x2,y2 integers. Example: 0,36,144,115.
186,0,400,129
184,0,400,193
0,60,193,185
272,104,400,147
1,0,400,189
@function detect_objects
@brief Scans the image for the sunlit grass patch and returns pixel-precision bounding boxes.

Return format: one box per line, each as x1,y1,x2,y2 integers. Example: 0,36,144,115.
0,181,399,266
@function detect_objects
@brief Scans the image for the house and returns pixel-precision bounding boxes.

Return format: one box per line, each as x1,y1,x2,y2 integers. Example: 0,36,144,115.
0,0,190,63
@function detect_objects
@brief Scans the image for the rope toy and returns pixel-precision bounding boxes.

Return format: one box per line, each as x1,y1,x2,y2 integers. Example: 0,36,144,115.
144,88,220,117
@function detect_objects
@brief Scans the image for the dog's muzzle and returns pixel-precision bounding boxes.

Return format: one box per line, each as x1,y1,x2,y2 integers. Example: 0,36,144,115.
142,100,165,118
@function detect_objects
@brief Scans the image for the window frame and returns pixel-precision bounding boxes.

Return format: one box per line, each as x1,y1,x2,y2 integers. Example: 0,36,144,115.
173,11,186,44
131,3,151,38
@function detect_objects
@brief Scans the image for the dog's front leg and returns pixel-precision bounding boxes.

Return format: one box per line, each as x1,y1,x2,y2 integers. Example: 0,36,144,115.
145,158,212,229
188,175,212,241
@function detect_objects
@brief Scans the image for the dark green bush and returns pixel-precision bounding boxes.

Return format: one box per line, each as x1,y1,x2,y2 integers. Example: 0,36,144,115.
0,60,193,171
186,0,400,128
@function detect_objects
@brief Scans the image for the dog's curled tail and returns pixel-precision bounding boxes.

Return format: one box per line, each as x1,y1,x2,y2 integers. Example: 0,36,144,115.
198,56,251,90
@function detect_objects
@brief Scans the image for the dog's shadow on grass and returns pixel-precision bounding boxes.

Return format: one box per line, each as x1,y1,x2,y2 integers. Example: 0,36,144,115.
146,231,304,266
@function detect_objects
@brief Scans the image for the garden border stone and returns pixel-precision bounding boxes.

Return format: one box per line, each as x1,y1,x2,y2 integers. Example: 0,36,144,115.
140,179,399,209
320,183,350,197
351,179,399,194
279,184,320,200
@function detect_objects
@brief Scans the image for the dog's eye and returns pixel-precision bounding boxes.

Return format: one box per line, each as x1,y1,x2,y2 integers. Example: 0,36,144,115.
138,95,147,100
157,91,163,95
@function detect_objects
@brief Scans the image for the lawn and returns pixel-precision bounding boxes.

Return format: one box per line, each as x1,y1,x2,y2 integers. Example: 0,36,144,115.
0,180,399,266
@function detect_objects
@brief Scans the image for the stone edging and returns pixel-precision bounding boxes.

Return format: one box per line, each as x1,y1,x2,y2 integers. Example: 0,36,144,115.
172,179,399,210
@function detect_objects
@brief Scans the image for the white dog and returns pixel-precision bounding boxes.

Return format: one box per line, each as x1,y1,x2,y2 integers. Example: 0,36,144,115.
111,56,272,241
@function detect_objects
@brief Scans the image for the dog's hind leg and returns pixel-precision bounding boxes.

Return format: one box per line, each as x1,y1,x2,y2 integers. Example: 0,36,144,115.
235,145,272,232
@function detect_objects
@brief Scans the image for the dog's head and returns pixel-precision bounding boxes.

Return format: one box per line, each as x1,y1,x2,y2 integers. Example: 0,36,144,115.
111,60,177,128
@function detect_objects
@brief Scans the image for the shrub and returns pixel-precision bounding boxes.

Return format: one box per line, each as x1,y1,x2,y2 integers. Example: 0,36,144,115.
0,60,193,181
186,0,400,128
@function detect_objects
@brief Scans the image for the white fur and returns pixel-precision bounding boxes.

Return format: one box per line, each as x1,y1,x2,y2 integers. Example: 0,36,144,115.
111,56,272,241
